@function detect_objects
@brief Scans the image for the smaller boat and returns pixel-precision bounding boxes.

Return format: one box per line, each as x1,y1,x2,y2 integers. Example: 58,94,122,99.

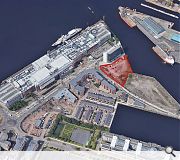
88,6,92,11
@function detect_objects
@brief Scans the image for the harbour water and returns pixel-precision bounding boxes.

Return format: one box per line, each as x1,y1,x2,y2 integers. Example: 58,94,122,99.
110,104,180,150
0,0,179,148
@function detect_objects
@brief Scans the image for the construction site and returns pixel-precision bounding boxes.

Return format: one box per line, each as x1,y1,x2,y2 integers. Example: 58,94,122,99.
21,101,58,137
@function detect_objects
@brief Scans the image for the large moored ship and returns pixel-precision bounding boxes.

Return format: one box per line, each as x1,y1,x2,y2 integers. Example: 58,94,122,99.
52,28,82,46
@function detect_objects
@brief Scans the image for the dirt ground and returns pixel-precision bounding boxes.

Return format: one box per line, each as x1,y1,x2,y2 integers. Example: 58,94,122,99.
21,103,58,137
100,55,133,86
125,73,180,115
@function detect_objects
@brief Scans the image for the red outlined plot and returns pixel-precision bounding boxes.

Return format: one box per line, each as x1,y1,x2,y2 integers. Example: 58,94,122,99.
99,55,133,87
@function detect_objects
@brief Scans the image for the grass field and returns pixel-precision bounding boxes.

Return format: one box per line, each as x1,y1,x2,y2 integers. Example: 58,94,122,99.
88,129,101,149
48,114,106,149
61,123,75,139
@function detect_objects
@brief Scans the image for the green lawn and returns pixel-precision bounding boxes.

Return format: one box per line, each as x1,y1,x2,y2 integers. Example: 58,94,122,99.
48,114,107,149
9,100,28,111
88,129,101,149
61,123,75,139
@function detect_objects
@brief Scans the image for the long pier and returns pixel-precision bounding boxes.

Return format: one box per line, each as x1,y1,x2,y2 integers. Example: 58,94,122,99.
141,3,179,19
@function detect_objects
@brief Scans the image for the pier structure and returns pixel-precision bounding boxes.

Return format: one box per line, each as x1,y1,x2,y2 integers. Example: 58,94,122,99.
118,6,180,64
145,0,180,13
141,3,179,19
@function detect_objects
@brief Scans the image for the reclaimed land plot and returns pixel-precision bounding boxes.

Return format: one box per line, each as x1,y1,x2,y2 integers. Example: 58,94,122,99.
125,73,180,116
99,55,133,87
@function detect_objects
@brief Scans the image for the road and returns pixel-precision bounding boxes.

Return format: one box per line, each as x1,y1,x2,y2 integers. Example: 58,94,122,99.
0,56,101,151
44,137,90,151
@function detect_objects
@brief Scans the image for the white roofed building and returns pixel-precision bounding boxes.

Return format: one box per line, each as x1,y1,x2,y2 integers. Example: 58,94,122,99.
30,67,55,90
0,82,23,107
2,20,113,96
32,55,50,70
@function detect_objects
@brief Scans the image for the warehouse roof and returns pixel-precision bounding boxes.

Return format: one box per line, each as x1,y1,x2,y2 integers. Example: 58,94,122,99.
30,67,51,84
32,55,50,70
50,55,71,70
143,17,165,35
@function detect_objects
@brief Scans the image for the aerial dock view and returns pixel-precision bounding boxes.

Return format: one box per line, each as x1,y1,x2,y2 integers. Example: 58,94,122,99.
119,6,180,65
0,0,179,159
0,19,179,153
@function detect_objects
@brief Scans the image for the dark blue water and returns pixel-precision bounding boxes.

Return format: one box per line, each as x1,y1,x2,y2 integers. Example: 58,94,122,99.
0,0,179,102
0,0,179,148
110,105,180,150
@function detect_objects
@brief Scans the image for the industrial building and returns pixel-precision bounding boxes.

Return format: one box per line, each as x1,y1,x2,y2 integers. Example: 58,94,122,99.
0,82,23,107
53,88,77,103
141,17,165,37
9,20,111,93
